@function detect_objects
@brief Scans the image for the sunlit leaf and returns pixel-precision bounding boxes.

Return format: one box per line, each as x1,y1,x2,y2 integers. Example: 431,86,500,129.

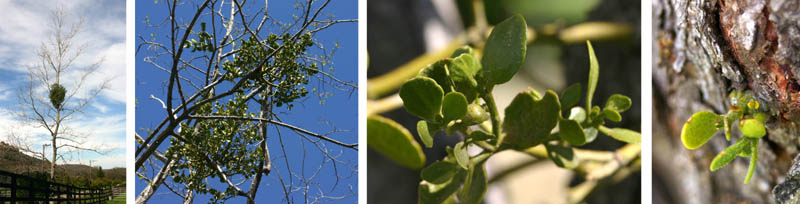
367,116,426,169
681,111,722,149
400,77,444,120
481,14,527,85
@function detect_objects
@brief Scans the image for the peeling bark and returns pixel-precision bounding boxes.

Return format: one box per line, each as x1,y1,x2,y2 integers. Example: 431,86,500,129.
654,0,800,203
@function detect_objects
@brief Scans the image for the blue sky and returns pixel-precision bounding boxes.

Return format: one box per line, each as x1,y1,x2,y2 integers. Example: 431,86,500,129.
0,0,126,169
135,0,357,203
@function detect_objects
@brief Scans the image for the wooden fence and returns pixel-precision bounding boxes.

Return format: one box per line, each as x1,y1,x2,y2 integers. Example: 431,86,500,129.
0,170,113,203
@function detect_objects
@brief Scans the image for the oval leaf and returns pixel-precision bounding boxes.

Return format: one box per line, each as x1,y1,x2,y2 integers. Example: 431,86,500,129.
503,90,561,149
421,161,461,184
559,118,587,146
367,116,426,169
545,143,578,169
568,107,587,123
417,120,437,148
681,111,722,149
740,118,766,138
442,92,469,121
598,126,641,144
481,14,527,85
604,94,632,112
710,138,751,171
400,77,444,120
454,141,470,169
584,126,599,144
602,108,622,122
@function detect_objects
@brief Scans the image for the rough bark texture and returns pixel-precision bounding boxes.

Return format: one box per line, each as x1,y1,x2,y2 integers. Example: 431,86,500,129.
654,0,800,203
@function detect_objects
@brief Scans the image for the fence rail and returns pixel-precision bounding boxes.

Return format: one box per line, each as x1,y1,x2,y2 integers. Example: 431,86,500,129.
0,170,113,203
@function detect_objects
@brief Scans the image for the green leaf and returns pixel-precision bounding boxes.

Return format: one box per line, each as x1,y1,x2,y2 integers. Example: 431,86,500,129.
418,60,453,93
598,126,641,144
418,170,465,204
545,143,578,169
503,90,561,149
559,118,587,146
681,111,722,149
560,83,582,113
400,77,444,120
442,92,469,121
604,94,631,112
367,116,426,169
417,120,437,148
450,46,477,58
568,107,587,123
740,118,766,138
710,138,751,171
449,54,481,101
468,130,494,142
481,14,527,85
421,161,461,184
458,163,488,204
585,41,599,110
584,127,598,143
602,108,622,122
454,141,470,169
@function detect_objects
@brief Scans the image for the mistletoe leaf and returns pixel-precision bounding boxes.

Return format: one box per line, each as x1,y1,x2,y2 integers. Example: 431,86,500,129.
559,118,587,146
503,90,560,149
598,126,641,144
681,111,722,149
481,14,527,85
442,92,469,121
400,77,444,120
367,116,426,169
421,161,461,184
417,120,437,148
710,138,751,171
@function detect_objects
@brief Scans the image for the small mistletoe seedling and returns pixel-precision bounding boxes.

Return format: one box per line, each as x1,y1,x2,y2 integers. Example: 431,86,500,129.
680,91,768,184
378,14,641,203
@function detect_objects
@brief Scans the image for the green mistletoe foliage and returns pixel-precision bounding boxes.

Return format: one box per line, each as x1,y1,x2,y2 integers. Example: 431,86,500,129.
49,83,66,110
368,14,640,204
163,27,321,201
680,91,768,184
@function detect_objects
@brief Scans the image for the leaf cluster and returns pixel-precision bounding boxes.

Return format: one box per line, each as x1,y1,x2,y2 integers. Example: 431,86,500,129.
368,14,641,204
680,91,768,183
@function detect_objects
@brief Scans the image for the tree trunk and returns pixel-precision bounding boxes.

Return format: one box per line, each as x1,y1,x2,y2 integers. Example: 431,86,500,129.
653,0,800,203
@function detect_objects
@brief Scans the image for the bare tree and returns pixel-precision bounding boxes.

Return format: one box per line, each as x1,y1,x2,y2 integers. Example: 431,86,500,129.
10,7,110,180
135,0,356,203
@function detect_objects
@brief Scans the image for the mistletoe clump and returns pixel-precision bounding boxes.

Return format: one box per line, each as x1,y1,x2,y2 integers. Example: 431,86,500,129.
166,25,322,202
49,83,66,110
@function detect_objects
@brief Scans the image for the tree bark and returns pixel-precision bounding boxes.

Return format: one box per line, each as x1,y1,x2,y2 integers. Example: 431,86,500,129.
653,0,800,203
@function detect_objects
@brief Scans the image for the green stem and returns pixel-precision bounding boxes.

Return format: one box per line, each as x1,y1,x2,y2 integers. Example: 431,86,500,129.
745,138,759,184
482,90,502,147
